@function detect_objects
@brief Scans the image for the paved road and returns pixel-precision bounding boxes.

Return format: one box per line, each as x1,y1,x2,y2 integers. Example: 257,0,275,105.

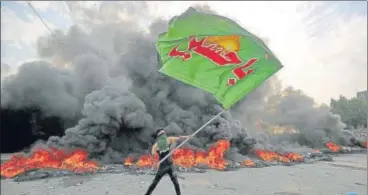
1,154,367,195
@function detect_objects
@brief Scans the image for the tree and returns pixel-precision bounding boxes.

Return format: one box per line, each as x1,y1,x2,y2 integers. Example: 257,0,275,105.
330,95,368,128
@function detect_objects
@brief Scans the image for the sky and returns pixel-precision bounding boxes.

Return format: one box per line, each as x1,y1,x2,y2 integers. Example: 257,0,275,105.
1,1,367,104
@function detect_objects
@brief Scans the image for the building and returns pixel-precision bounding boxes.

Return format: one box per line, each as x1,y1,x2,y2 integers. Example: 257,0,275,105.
357,90,368,100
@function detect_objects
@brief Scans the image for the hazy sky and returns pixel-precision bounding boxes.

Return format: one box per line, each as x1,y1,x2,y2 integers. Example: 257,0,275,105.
1,1,367,104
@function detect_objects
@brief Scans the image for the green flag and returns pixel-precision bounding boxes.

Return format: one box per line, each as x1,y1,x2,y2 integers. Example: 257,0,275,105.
156,8,283,109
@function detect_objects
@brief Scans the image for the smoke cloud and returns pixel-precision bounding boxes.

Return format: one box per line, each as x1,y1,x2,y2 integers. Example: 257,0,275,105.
0,2,353,163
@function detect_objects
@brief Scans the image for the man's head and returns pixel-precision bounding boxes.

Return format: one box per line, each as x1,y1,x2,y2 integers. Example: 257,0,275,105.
156,128,166,138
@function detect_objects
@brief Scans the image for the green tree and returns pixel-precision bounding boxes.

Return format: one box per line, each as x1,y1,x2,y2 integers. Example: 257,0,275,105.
330,95,368,128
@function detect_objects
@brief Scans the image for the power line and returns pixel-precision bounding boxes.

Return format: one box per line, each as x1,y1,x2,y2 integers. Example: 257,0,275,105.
26,2,107,61
26,1,62,44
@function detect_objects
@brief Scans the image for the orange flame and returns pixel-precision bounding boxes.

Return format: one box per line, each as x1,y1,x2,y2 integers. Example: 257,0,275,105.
173,148,196,168
1,148,99,178
195,151,208,165
254,150,291,163
254,150,305,163
1,139,320,179
325,141,341,152
241,159,256,167
207,140,231,170
124,140,231,171
136,154,158,168
284,152,304,162
124,157,134,166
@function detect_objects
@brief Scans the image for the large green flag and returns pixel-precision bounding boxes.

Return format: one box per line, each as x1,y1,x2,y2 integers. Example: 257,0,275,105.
156,8,283,109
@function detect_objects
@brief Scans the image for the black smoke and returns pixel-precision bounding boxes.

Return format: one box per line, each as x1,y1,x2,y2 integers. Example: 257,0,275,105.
0,3,353,163
1,107,65,153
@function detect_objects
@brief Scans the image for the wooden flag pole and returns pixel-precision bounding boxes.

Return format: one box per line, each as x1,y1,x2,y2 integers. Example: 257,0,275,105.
157,110,226,166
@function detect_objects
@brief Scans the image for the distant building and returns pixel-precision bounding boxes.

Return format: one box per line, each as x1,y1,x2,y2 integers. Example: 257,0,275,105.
357,90,368,100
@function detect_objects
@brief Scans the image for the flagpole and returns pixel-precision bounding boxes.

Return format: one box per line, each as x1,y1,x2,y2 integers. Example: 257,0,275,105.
157,109,226,166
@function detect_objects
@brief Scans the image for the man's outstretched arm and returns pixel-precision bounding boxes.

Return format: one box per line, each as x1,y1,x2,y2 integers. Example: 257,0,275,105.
167,135,191,143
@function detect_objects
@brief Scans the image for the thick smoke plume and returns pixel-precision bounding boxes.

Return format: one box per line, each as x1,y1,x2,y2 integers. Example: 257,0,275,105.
0,2,352,163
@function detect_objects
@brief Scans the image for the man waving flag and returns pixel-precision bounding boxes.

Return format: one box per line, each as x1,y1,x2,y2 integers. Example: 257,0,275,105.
144,7,283,195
